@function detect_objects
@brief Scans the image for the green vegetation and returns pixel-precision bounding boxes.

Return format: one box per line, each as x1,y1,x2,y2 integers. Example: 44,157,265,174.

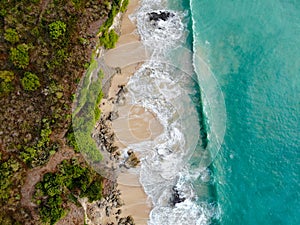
79,37,89,45
72,69,103,162
21,72,40,91
48,21,67,40
98,0,129,49
66,129,80,153
0,70,14,82
120,0,129,13
99,29,119,49
20,119,57,167
4,28,19,44
0,71,14,95
34,159,103,224
0,158,21,204
0,0,121,223
9,44,30,69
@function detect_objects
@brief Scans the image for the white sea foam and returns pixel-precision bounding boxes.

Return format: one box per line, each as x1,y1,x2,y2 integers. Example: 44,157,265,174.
124,0,217,224
149,199,214,225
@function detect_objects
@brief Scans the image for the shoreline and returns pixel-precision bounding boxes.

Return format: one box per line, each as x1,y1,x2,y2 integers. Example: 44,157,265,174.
97,0,163,224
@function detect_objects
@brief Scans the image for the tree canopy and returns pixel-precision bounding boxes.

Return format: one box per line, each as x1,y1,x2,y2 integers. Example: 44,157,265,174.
21,72,40,91
49,21,67,40
9,44,30,69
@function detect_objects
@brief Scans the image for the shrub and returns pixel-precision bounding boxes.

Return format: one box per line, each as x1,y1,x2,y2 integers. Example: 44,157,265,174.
34,159,103,223
120,0,129,12
0,71,14,82
81,177,102,202
9,44,30,69
4,28,19,44
21,72,40,91
39,195,66,225
0,81,13,95
49,21,67,40
99,29,119,49
66,130,80,153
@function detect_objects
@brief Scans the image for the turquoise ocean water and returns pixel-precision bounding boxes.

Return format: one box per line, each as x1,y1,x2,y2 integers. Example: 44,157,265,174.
131,0,299,224
188,0,300,224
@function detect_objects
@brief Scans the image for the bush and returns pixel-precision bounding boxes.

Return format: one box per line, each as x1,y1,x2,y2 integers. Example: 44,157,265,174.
20,120,54,167
0,71,14,82
21,72,40,91
34,159,103,223
99,29,119,49
66,130,80,153
49,21,67,40
81,177,102,202
0,71,14,95
0,82,13,94
4,28,19,44
39,195,66,225
9,44,30,69
120,0,129,12
0,158,21,204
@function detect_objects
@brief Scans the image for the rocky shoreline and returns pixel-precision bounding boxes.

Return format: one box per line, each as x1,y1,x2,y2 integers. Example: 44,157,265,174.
82,1,144,224
83,70,140,225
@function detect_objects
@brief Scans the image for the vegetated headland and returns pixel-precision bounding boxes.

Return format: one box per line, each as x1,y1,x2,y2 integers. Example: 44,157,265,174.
0,0,132,224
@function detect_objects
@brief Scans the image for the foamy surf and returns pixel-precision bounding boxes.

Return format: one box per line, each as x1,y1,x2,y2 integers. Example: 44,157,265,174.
118,0,219,224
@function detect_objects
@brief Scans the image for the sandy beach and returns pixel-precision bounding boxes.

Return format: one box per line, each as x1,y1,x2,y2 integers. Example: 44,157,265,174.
99,0,163,224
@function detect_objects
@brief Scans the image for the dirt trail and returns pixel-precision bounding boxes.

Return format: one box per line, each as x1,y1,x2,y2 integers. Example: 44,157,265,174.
20,142,76,220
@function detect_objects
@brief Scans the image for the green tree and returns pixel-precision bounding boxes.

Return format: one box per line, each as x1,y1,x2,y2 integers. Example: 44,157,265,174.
9,44,30,69
21,72,40,91
49,21,67,40
4,28,19,44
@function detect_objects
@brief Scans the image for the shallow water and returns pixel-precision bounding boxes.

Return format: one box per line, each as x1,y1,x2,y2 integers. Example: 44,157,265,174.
124,0,218,224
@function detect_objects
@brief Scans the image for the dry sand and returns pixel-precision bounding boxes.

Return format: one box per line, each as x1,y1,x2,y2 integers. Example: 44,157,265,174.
100,0,164,224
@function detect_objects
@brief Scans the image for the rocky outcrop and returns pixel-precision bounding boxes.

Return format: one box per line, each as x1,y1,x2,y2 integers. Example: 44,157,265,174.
171,186,186,206
148,11,174,22
123,150,140,168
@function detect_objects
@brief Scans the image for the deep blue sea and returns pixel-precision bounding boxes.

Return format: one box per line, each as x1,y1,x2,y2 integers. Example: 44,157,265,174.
188,0,300,224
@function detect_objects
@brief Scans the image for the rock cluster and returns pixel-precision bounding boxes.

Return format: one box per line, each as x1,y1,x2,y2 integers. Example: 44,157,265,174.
148,11,174,22
85,181,136,225
95,117,120,161
90,96,141,224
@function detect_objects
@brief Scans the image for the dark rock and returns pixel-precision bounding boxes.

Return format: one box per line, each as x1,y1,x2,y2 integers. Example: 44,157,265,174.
148,11,174,22
115,85,126,105
124,151,140,168
106,206,111,216
108,111,119,121
116,198,123,208
171,186,185,206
